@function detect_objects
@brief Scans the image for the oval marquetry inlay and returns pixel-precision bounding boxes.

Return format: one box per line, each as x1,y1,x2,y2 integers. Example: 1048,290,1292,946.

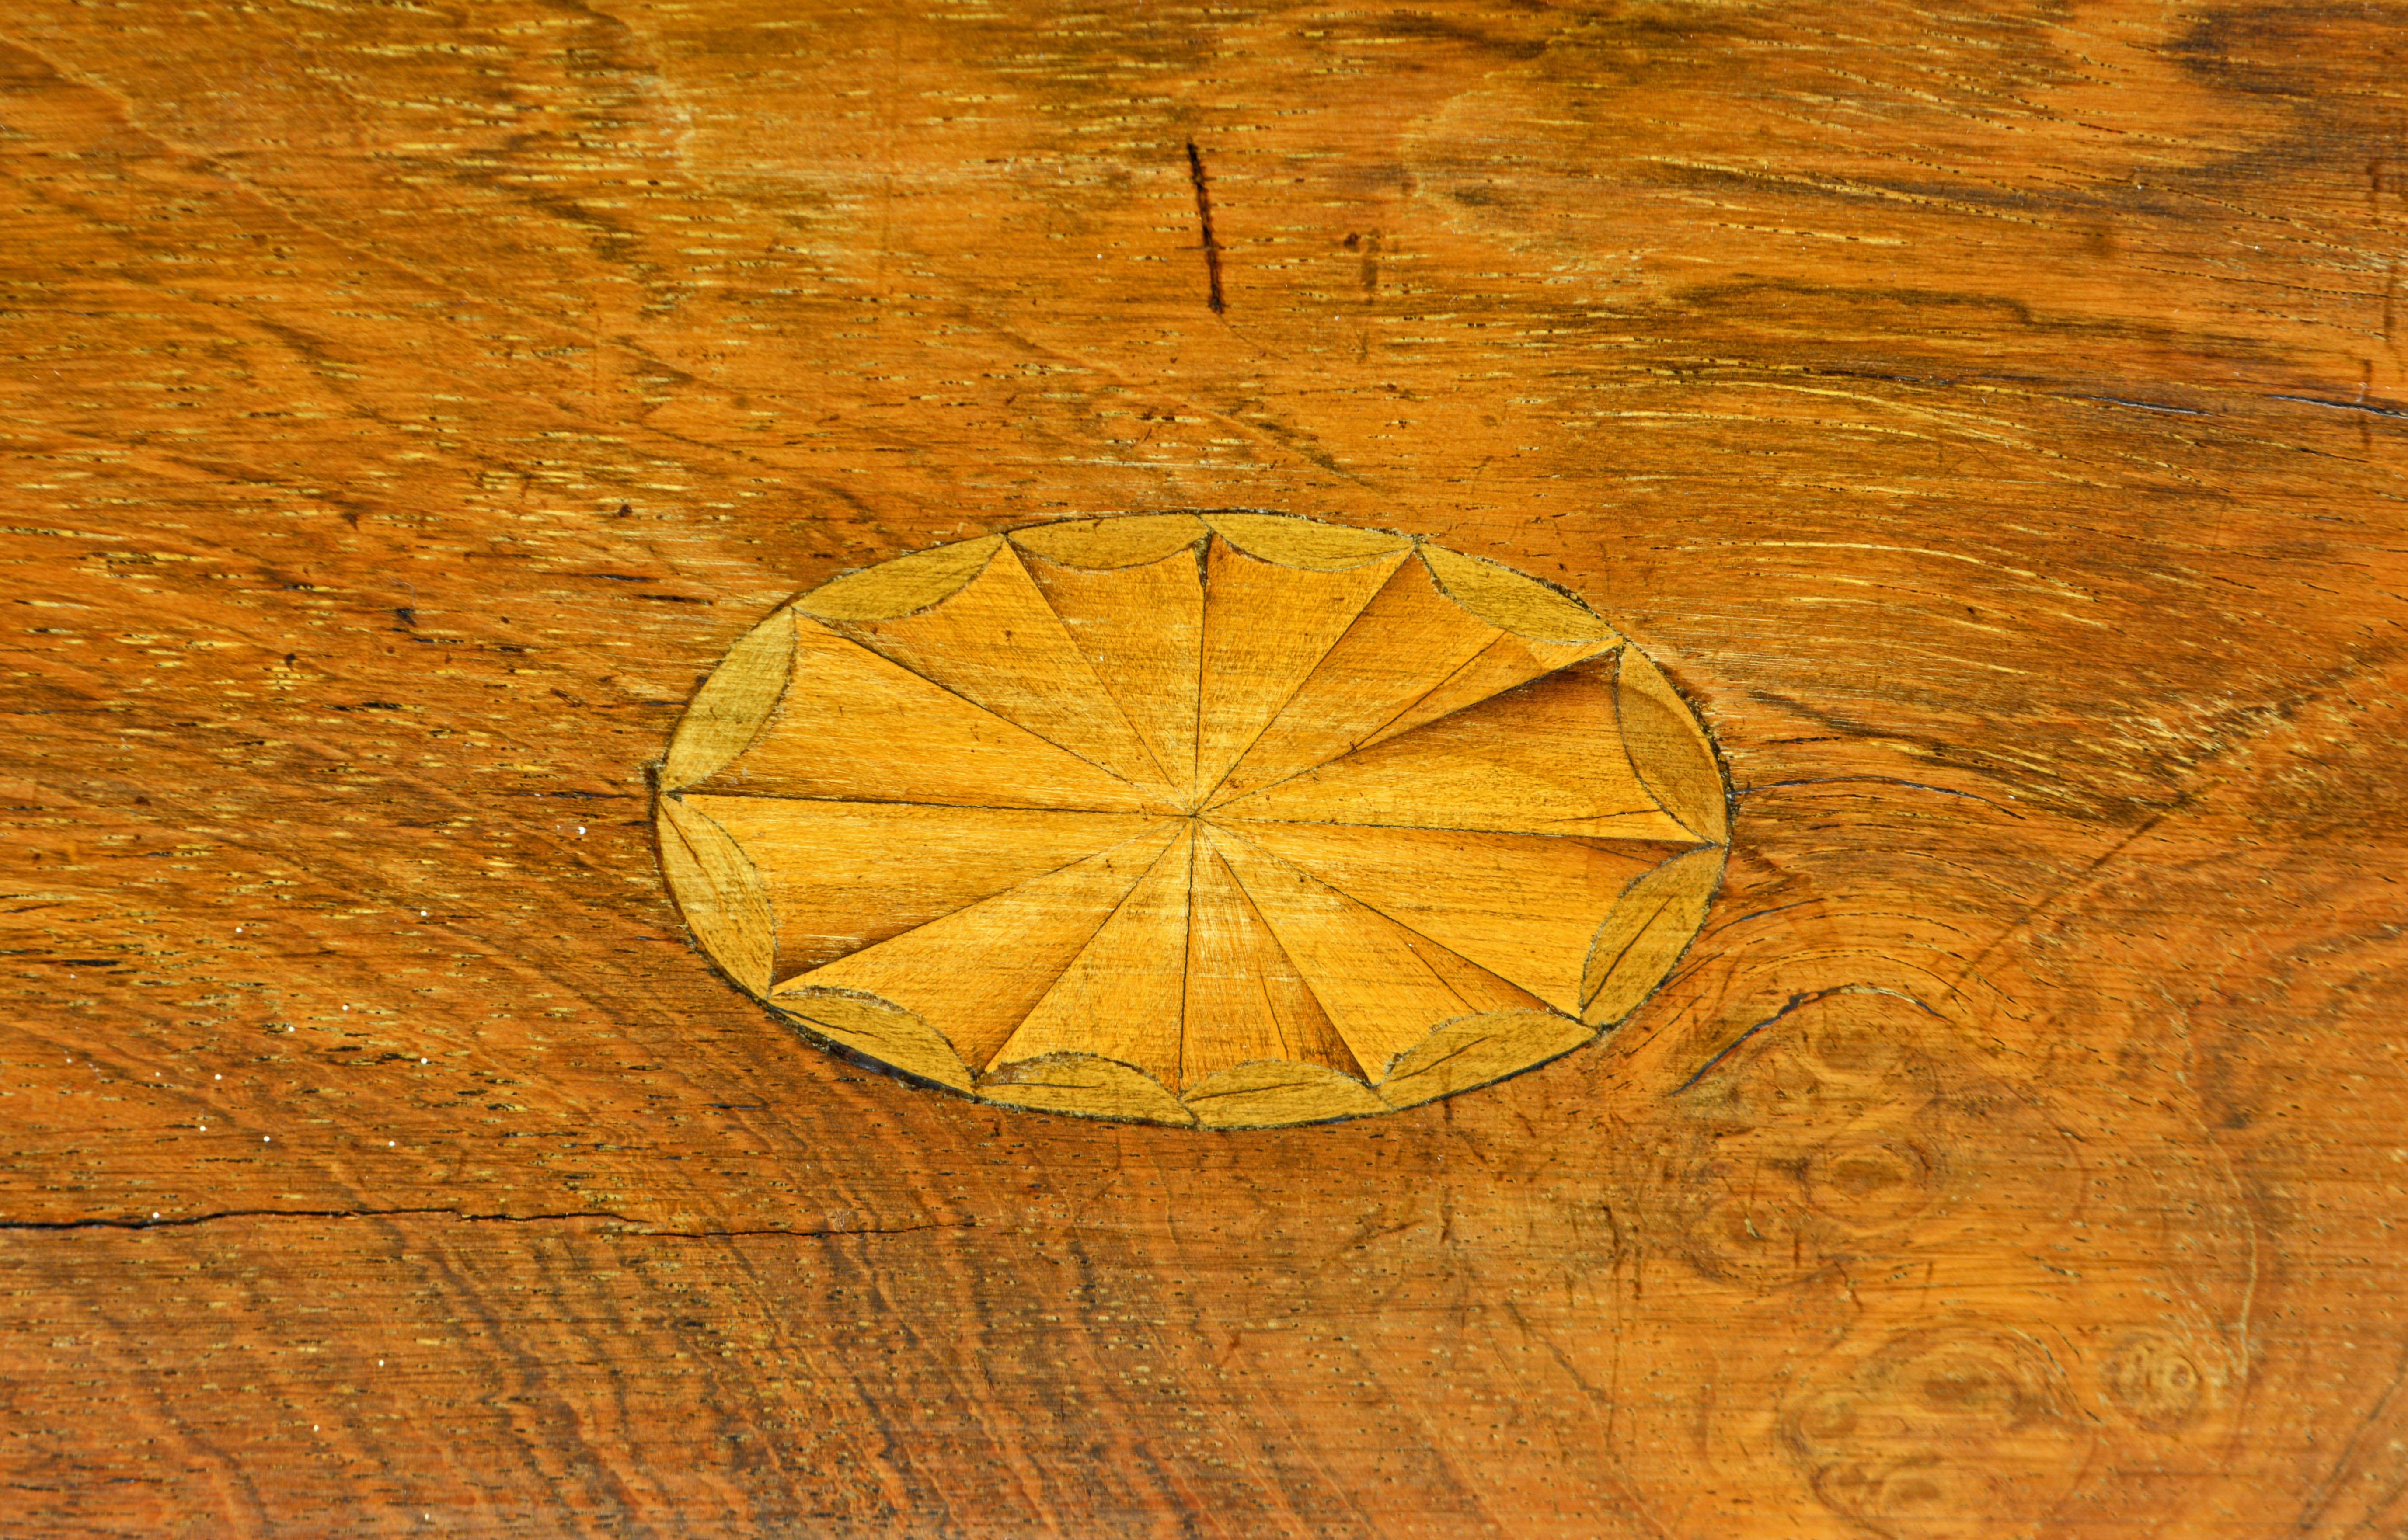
654,511,1728,1127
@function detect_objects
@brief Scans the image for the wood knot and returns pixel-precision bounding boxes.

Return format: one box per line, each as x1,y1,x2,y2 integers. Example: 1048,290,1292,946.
1785,1324,2087,1537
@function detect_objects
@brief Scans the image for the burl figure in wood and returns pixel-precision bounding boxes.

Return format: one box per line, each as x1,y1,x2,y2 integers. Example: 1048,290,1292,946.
658,512,1726,1127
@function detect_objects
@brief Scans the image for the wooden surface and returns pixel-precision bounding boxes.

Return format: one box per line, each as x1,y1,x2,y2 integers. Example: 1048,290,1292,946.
663,513,1722,1128
3,1,2404,1533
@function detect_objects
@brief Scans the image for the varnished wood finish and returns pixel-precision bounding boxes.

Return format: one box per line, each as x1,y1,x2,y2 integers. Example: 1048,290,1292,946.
3,1,2404,1533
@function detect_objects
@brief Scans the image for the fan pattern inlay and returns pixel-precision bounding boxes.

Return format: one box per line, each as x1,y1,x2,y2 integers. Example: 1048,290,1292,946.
654,512,1727,1127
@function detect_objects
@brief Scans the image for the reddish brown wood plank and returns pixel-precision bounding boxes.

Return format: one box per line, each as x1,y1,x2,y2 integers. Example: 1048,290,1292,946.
2,1,2405,1533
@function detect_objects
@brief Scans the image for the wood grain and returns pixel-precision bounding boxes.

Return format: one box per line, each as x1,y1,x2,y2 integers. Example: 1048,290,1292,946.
3,0,2405,1533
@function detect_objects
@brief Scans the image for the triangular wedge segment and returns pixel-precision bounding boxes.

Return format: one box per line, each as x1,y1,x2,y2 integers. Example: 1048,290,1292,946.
1225,822,1669,1014
1406,933,1552,1018
1207,826,1544,1079
1213,556,1511,803
1214,653,1693,841
687,796,1157,982
1352,633,1617,755
772,822,1180,1070
1194,535,1408,795
1023,542,1206,804
820,543,1174,795
698,616,1156,813
1183,843,1363,1084
986,826,1195,1088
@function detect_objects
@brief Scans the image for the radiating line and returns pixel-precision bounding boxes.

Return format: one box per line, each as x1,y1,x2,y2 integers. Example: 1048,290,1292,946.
1202,640,1628,814
1192,535,1213,802
1179,824,1200,1077
1348,627,1503,750
1204,818,1695,1010
1208,821,1568,1014
767,820,1180,993
792,603,1158,802
983,826,1193,1072
1195,828,1365,1080
693,790,1171,817
1206,811,1695,844
1008,542,1185,796
1196,544,1411,801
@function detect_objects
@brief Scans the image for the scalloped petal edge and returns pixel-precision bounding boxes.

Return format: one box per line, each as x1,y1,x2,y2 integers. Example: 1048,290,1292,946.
1616,649,1728,844
779,988,975,1094
661,608,796,790
1180,1059,1390,1128
794,535,1005,622
1418,544,1620,644
655,796,777,994
980,1052,1197,1125
1203,512,1411,570
1376,1010,1598,1110
1010,513,1207,569
1581,846,1725,1025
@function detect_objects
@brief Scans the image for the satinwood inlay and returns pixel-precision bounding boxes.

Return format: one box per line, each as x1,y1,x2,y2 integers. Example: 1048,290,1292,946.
655,511,1727,1126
